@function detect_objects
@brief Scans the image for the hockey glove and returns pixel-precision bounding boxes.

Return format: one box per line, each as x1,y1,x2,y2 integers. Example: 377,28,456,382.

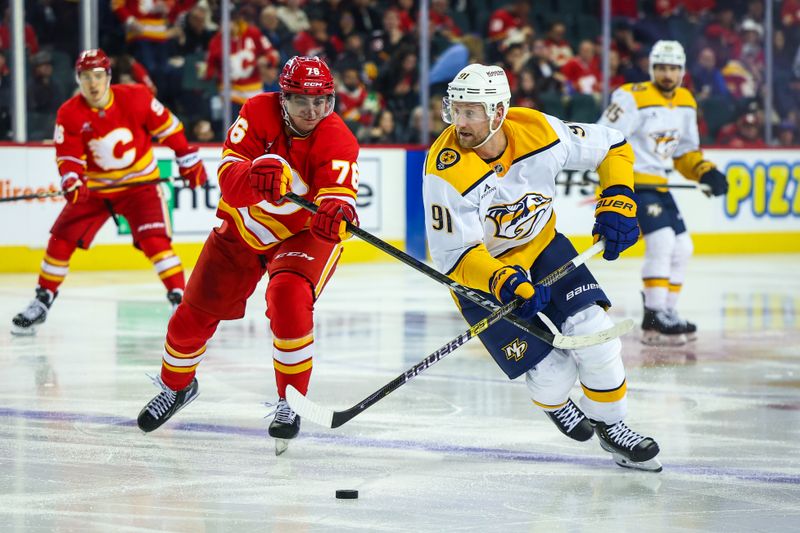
699,168,728,197
593,185,639,261
175,146,208,189
310,198,358,244
489,265,551,321
249,155,289,204
61,172,89,204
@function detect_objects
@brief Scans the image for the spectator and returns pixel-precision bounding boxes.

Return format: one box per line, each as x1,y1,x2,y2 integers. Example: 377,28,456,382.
775,119,798,146
378,45,419,128
27,0,79,58
611,20,642,67
703,6,741,65
721,58,757,99
111,54,157,94
501,39,530,94
293,15,341,62
276,0,310,34
351,0,382,34
391,0,416,33
561,40,601,95
259,56,280,93
336,33,370,74
178,4,215,56
368,8,414,64
512,69,541,110
621,49,650,82
27,51,64,114
205,5,277,107
608,50,626,92
716,112,767,148
0,5,39,55
525,38,566,94
429,0,461,40
259,5,292,62
487,0,532,45
364,108,400,144
544,21,573,68
691,47,730,101
190,119,215,143
337,66,370,126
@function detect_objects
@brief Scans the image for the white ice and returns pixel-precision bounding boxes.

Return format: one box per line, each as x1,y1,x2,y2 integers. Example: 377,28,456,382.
1,254,799,532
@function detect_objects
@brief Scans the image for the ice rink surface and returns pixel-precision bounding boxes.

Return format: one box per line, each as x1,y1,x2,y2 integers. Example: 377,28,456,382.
1,253,799,532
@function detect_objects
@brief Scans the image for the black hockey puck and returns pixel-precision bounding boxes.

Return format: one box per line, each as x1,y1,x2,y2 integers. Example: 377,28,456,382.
335,489,358,499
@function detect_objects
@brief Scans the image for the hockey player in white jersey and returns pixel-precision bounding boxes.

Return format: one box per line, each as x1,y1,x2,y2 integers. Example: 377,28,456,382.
598,40,728,345
423,64,661,472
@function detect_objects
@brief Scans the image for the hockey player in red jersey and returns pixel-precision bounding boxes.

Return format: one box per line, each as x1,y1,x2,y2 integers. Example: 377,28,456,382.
137,56,360,455
10,48,208,335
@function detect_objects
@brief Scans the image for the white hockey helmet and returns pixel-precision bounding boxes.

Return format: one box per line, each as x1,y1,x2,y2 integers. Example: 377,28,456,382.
442,64,511,147
648,40,686,82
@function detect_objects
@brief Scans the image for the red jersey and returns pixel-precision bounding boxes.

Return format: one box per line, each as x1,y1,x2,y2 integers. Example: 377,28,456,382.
216,92,360,253
206,24,277,104
54,84,188,193
112,0,194,42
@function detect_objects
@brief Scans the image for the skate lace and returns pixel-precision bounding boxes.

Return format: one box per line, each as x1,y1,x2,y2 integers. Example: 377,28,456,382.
265,399,296,424
664,309,686,327
145,374,177,419
655,310,680,327
553,401,585,432
19,298,48,321
606,422,645,450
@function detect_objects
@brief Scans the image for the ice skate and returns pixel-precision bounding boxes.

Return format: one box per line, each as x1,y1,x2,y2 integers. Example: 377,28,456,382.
543,398,594,442
167,289,184,315
267,398,301,456
665,309,697,342
641,307,686,346
137,375,199,432
592,420,662,472
11,288,56,336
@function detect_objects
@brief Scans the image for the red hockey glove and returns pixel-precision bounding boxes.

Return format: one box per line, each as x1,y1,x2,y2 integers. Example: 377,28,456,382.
249,155,289,204
175,146,208,189
310,199,359,244
61,172,89,204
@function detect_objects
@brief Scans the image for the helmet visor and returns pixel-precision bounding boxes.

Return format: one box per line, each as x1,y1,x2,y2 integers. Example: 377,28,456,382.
442,97,490,125
284,94,335,121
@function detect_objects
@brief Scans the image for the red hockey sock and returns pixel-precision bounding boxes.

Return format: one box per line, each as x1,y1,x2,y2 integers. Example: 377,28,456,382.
267,273,315,397
139,236,185,292
160,302,220,391
37,236,76,293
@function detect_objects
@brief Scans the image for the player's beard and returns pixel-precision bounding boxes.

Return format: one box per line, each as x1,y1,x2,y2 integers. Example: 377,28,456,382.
456,128,489,149
653,78,678,93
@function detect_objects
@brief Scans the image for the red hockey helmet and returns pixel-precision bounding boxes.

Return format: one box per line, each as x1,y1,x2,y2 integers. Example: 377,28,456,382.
279,56,335,96
75,49,111,75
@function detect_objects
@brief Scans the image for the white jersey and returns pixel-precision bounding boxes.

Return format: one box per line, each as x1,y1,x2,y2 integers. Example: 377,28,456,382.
598,81,700,182
423,107,628,280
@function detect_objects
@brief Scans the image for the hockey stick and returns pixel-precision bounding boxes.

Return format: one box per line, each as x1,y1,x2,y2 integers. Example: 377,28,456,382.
556,176,711,194
286,239,633,429
284,192,626,349
0,177,174,203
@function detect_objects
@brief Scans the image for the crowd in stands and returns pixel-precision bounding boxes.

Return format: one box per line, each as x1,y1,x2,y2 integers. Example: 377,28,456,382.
1,0,799,147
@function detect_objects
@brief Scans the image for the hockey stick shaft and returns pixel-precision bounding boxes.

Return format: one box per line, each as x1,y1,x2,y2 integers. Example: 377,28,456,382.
556,177,711,192
285,192,561,345
286,239,623,428
0,177,173,203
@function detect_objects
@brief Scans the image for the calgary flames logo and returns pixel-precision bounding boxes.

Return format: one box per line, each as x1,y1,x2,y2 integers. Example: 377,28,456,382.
487,192,552,240
649,129,680,159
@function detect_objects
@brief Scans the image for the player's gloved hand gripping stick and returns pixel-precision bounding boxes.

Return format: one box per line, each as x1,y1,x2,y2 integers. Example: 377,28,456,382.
284,191,633,350
286,238,610,429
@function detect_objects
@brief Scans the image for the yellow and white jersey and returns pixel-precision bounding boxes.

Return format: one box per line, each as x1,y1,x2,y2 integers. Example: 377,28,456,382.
423,107,632,293
598,81,707,186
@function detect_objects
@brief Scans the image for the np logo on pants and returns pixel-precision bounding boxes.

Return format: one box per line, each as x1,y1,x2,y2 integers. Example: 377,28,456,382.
503,339,528,361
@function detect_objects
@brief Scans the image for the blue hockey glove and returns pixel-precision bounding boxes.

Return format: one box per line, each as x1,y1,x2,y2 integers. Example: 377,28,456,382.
592,185,639,260
699,168,728,197
490,265,551,321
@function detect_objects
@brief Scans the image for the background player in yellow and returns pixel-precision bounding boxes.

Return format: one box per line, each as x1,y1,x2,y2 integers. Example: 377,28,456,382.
598,40,728,346
423,64,661,471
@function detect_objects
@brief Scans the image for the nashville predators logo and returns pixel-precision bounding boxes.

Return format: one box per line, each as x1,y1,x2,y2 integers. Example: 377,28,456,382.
502,339,528,361
649,129,680,159
436,148,460,170
646,203,663,217
487,192,552,240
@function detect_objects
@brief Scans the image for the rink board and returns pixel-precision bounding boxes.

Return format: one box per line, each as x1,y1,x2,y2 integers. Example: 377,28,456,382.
0,145,798,272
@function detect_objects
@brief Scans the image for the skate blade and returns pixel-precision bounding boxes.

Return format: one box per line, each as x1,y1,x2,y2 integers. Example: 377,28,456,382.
275,439,290,456
10,324,37,336
641,331,686,346
611,453,663,472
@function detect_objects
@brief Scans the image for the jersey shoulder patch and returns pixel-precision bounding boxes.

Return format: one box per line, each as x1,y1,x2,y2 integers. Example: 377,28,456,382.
426,127,491,196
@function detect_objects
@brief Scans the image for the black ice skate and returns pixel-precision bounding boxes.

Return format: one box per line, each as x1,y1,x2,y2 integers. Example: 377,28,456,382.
137,375,199,432
11,287,57,336
641,307,686,346
167,289,184,315
268,398,301,456
665,309,697,342
544,398,594,442
592,420,662,472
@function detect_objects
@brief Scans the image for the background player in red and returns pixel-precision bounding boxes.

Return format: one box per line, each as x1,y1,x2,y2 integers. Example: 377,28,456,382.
137,56,360,455
10,48,207,335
